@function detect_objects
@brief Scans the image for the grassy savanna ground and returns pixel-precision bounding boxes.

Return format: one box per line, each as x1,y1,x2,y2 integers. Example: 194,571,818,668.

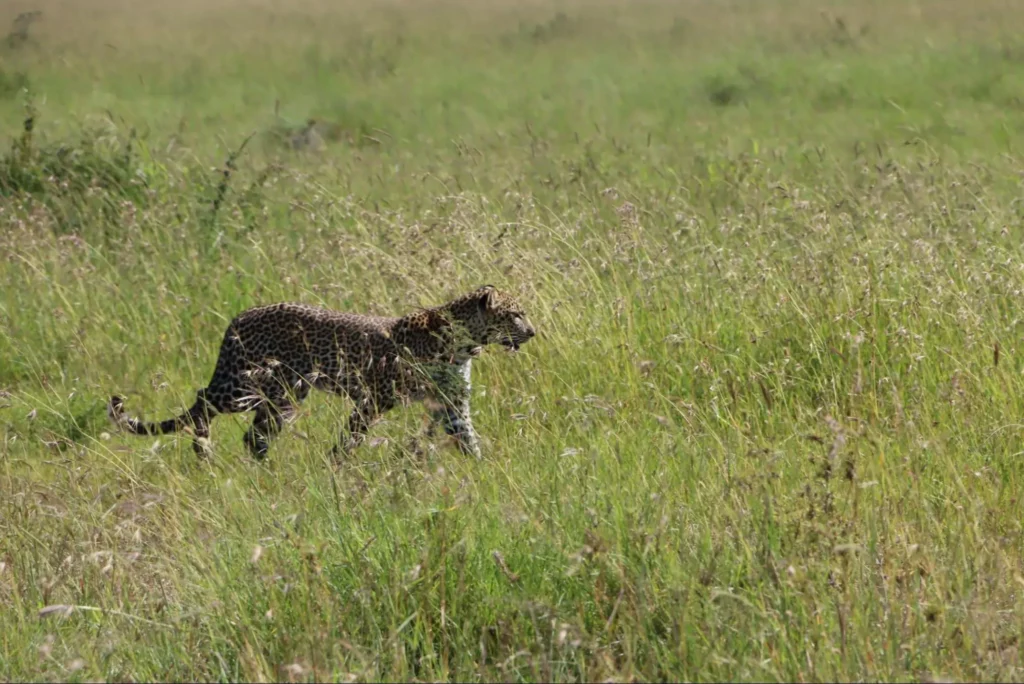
3,0,1024,680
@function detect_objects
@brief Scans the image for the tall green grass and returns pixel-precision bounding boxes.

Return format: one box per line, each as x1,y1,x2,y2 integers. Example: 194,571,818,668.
2,0,1024,680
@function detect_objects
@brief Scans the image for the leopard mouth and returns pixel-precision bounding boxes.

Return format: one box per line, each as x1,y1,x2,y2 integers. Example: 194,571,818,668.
501,339,521,353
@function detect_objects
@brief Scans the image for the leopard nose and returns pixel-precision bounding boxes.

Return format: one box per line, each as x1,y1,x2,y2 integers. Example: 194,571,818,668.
525,325,536,338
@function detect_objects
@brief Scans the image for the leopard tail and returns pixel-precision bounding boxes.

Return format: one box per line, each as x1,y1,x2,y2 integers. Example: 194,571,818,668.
107,395,209,436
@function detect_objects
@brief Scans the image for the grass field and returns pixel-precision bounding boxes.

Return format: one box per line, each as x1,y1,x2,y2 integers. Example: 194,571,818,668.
2,0,1024,680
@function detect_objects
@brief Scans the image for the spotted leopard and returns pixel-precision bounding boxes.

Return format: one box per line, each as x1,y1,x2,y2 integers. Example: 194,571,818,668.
108,286,536,459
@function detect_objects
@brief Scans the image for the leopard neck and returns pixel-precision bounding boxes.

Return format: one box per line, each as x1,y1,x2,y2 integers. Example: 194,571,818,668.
390,304,480,361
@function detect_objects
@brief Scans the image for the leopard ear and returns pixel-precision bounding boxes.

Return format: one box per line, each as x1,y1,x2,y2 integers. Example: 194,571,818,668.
477,286,497,313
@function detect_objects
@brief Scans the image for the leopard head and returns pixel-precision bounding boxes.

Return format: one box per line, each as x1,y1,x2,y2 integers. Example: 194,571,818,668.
448,286,536,352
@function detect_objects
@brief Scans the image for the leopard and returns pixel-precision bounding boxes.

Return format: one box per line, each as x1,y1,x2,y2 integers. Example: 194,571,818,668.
107,285,536,460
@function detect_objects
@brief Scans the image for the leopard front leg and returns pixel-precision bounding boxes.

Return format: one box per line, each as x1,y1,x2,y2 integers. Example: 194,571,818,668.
333,389,396,459
244,404,293,460
427,360,481,459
